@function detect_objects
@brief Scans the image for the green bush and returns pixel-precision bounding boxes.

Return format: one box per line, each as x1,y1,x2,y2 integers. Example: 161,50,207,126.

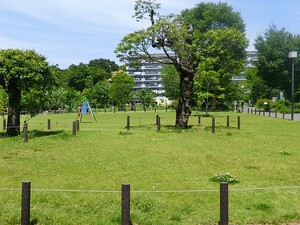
293,102,300,113
255,99,271,110
270,99,291,113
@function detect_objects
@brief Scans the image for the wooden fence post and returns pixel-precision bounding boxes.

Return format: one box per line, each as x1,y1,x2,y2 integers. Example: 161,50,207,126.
226,115,230,128
198,115,201,125
72,121,77,136
21,181,31,225
157,116,161,131
3,118,6,131
237,116,240,130
121,184,131,225
23,123,28,143
212,116,215,133
47,119,51,130
156,115,159,125
219,182,228,225
275,111,277,118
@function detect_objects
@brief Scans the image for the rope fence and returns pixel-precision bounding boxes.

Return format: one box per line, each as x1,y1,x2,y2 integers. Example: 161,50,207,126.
1,185,300,193
4,182,299,225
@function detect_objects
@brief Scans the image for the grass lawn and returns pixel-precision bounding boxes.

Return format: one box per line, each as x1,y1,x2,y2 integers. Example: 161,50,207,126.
0,110,299,224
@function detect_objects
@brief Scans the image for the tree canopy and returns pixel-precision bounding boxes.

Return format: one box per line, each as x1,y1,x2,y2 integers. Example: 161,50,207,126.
255,25,300,101
115,0,248,127
108,70,135,110
0,49,54,136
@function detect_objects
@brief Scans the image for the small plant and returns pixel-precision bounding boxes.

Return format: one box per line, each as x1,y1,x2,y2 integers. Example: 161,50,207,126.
209,172,239,184
245,165,260,170
119,131,133,136
280,150,290,155
226,132,232,136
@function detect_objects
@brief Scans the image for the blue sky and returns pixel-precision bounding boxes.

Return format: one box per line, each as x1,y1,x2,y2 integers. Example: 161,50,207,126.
1,0,300,69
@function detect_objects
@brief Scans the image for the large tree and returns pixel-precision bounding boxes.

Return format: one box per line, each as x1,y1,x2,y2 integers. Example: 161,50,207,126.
255,25,299,100
108,70,135,110
0,49,53,136
115,0,247,128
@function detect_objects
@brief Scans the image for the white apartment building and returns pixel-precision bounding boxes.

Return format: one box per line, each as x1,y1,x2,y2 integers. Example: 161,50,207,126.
127,51,258,98
126,53,172,104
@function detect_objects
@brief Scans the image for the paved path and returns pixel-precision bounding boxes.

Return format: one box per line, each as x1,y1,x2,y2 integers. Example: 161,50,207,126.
241,108,300,121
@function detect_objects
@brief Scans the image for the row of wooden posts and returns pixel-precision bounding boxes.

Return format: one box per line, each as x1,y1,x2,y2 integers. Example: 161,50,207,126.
20,181,229,225
126,115,241,132
1,119,80,143
2,114,240,142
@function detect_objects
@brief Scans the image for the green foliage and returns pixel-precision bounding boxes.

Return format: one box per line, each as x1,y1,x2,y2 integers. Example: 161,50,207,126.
109,70,135,109
255,98,272,110
115,1,248,128
0,49,54,136
181,2,246,34
270,99,291,113
209,172,239,184
161,64,180,100
255,25,299,101
136,88,157,111
244,67,268,103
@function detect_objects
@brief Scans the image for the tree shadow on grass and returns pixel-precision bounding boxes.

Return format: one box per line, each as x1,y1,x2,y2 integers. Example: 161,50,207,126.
27,129,65,138
0,130,65,139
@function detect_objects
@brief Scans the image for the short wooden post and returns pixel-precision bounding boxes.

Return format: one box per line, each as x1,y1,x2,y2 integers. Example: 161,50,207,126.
126,115,130,130
283,113,285,119
76,120,80,131
263,110,265,116
219,182,229,225
121,184,131,225
247,108,250,113
21,181,31,225
237,116,240,130
23,122,28,143
3,118,6,131
72,121,77,136
157,116,161,131
251,108,253,114
275,111,277,118
198,115,201,125
254,109,256,114
258,109,261,115
47,119,51,130
212,116,215,133
156,115,159,125
269,111,271,117
226,115,230,128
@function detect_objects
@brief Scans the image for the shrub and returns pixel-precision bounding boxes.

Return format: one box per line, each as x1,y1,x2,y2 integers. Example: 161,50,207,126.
255,99,271,110
270,99,291,113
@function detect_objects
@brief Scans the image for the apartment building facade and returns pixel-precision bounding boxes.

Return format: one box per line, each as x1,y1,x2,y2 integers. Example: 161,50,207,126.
127,51,258,100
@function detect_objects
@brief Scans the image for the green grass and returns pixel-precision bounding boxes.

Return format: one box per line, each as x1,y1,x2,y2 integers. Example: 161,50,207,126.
0,110,300,224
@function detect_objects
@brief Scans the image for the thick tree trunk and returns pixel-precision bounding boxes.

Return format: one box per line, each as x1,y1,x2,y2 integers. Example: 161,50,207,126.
175,70,194,128
6,84,21,137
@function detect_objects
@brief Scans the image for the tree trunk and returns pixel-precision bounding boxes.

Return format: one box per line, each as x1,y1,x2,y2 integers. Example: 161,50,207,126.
7,84,21,137
175,70,194,128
